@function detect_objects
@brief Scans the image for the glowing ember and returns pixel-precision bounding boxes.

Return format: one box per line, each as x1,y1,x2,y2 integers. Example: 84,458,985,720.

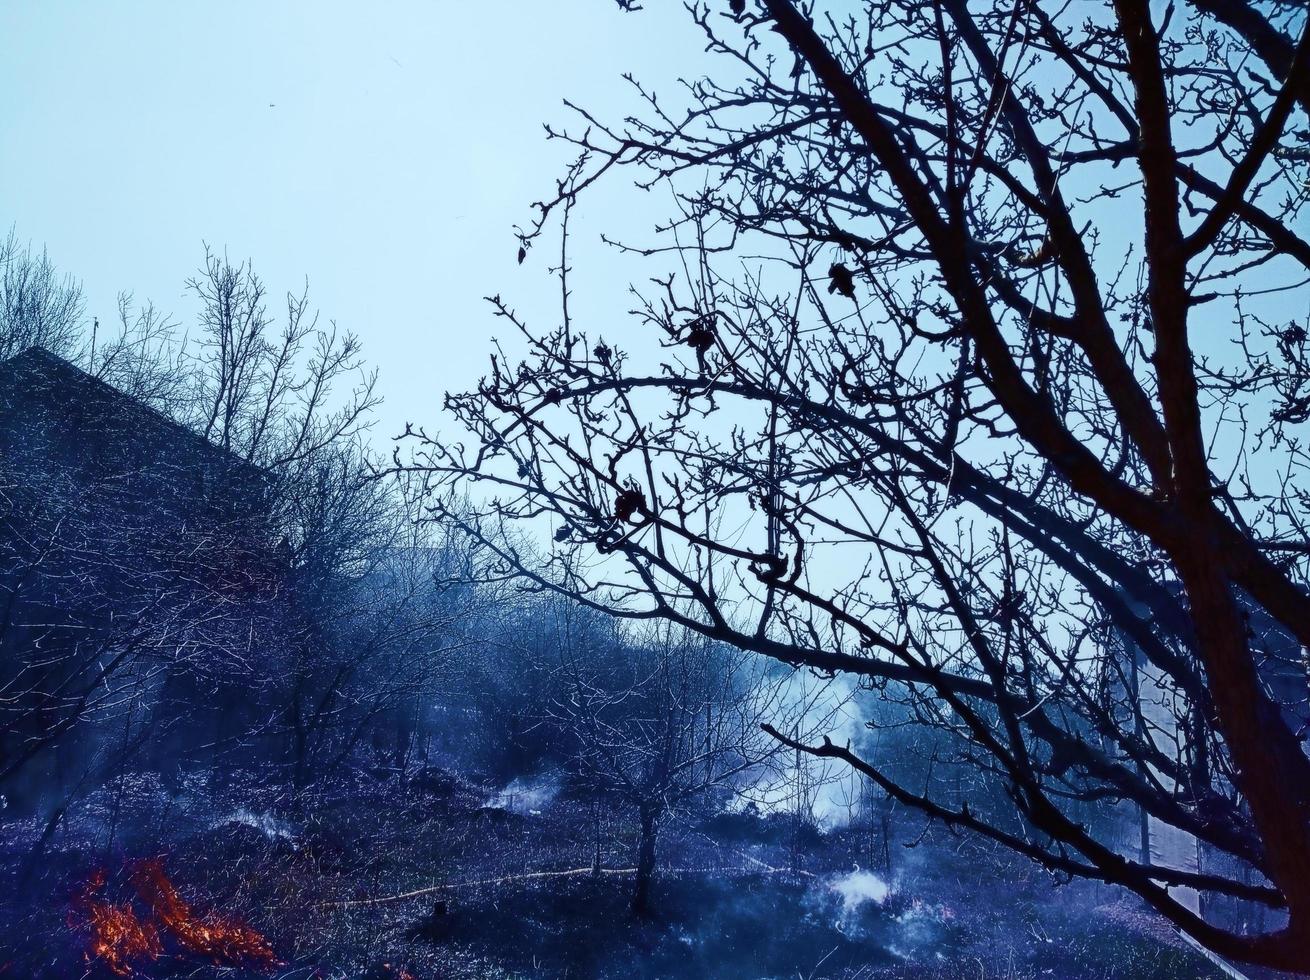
71,859,279,976
70,870,162,977
131,858,279,969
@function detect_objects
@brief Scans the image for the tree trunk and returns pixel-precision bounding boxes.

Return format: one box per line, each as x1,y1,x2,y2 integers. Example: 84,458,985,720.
631,805,660,916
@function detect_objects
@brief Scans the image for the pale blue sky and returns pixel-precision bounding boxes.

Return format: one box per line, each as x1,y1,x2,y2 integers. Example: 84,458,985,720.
1,2,707,439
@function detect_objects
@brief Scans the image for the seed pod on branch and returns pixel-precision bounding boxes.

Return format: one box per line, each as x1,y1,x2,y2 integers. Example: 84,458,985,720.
614,487,646,523
827,262,856,299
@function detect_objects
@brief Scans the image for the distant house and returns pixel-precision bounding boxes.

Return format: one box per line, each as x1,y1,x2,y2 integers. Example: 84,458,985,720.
0,348,283,809
0,346,269,519
1113,588,1308,952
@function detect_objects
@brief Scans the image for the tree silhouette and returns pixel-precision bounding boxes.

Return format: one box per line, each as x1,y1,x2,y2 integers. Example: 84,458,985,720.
416,1,1310,968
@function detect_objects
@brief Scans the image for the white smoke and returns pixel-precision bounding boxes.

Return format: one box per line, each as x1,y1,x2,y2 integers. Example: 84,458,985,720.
734,677,875,828
217,808,298,845
486,774,560,815
828,868,889,913
807,867,893,939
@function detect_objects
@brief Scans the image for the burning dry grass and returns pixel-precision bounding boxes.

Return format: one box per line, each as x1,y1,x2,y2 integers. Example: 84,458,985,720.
70,858,279,977
70,870,162,977
10,765,1233,979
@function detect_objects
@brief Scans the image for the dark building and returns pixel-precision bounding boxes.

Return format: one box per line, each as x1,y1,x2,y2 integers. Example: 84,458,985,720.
0,346,270,515
0,348,283,811
1110,586,1308,951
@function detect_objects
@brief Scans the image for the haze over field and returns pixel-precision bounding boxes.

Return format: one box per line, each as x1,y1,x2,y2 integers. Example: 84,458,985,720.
3,3,1310,978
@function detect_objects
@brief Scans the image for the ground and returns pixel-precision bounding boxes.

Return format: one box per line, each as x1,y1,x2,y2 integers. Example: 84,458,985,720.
0,762,1248,979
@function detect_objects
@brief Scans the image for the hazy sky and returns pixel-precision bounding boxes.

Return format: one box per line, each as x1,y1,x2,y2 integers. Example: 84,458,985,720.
1,2,709,440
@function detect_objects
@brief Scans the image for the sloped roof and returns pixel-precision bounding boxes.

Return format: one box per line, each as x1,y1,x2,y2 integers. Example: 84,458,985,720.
0,346,267,487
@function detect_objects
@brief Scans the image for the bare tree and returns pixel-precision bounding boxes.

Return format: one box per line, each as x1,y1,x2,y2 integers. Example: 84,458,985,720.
0,228,191,409
413,0,1310,968
544,611,810,914
183,248,379,473
262,456,469,789
0,229,84,361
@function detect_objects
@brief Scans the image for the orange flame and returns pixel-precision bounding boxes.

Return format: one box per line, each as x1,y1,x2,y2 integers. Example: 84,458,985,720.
71,859,279,976
71,870,162,977
130,858,279,970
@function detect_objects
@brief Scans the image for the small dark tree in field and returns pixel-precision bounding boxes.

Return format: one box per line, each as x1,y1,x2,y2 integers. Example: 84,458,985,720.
545,611,806,914
414,0,1310,968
